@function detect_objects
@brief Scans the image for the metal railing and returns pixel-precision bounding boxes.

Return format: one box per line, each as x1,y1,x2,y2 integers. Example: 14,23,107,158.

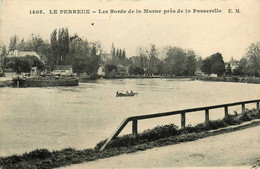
100,99,260,151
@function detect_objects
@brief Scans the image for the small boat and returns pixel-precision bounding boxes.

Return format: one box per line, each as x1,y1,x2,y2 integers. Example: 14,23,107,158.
116,92,138,97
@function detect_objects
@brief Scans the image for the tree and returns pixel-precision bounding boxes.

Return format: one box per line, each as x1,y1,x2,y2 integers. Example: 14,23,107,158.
68,36,90,73
233,57,248,76
17,38,31,51
146,44,159,75
57,28,69,64
50,29,59,67
226,63,232,75
210,53,225,76
122,49,126,59
111,43,116,58
9,35,18,51
0,46,7,72
6,56,44,73
164,47,187,76
50,28,70,66
89,44,101,74
201,52,225,76
245,42,260,76
29,34,45,53
186,50,197,75
201,57,212,75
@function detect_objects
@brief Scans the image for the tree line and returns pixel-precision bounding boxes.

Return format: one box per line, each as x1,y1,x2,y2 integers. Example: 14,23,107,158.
0,27,259,77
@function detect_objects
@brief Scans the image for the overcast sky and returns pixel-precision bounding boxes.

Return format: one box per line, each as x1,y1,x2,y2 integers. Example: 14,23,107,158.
0,0,259,61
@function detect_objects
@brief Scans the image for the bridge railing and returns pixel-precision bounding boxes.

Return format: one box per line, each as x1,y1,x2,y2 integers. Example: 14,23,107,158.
100,99,260,151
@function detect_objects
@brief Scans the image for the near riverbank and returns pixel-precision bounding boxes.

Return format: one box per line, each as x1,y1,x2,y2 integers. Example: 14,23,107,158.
65,122,260,168
0,108,259,169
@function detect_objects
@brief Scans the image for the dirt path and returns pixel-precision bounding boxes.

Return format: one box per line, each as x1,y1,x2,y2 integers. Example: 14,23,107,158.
62,125,260,168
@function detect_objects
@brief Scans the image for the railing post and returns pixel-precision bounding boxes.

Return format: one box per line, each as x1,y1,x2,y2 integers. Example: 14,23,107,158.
132,119,138,135
224,106,229,117
181,112,186,129
205,109,209,125
241,103,245,114
257,101,260,116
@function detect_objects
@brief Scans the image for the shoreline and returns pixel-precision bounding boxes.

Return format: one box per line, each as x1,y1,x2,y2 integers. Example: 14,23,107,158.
1,108,259,168
1,75,260,88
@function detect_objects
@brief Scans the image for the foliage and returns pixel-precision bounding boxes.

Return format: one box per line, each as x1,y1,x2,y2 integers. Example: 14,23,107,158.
50,28,70,66
226,63,232,75
0,46,7,72
201,52,225,76
164,47,187,76
6,55,45,73
245,42,260,76
9,35,18,51
128,64,144,75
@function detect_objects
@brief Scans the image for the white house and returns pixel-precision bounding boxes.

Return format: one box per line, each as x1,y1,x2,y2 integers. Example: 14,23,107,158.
8,50,42,61
53,65,73,75
97,65,105,76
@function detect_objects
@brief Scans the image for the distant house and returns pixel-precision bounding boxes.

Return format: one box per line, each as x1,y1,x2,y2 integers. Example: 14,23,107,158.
101,52,112,62
97,65,105,76
53,65,73,75
228,57,239,71
7,50,42,61
210,73,218,77
195,69,205,76
117,65,127,75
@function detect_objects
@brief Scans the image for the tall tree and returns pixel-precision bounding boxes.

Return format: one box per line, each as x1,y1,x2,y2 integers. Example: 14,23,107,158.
9,35,18,51
122,49,126,59
245,42,260,76
164,47,187,76
50,28,70,66
146,44,158,75
0,46,7,72
201,52,225,76
111,43,115,58
50,29,59,67
186,50,197,75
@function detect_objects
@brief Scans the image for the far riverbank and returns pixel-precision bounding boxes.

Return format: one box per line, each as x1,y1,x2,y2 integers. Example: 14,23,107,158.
1,75,260,88
196,76,260,84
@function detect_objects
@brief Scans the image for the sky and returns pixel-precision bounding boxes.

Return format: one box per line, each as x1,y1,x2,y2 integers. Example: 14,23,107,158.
0,0,260,61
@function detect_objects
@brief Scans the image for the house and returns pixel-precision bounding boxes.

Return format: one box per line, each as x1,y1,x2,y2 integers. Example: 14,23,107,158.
97,65,105,76
228,57,239,71
195,69,205,76
53,65,73,75
7,50,42,61
101,52,113,62
117,65,127,75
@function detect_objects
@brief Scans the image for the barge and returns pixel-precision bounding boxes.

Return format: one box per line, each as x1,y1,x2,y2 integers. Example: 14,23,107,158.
12,75,79,88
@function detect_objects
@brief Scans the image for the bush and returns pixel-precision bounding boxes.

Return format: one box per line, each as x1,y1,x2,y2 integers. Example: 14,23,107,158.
226,76,239,82
206,120,228,129
139,124,179,140
223,114,242,125
26,149,52,159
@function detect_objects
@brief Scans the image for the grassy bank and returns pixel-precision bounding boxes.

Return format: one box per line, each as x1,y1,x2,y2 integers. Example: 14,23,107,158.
0,109,259,169
197,76,260,84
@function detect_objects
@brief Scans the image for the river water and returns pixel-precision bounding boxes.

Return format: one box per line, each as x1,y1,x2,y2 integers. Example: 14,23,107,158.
0,78,259,156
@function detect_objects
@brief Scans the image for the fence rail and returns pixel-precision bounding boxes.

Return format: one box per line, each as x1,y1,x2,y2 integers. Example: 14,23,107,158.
100,99,260,151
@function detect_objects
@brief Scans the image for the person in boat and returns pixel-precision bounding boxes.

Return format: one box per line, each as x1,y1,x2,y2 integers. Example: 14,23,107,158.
130,90,134,95
116,91,119,95
126,91,129,95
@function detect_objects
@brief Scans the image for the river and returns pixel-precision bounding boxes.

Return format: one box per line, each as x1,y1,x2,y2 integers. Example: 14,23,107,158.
0,78,259,156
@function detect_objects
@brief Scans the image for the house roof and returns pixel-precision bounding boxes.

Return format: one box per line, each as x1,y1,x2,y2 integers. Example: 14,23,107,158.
7,50,41,60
